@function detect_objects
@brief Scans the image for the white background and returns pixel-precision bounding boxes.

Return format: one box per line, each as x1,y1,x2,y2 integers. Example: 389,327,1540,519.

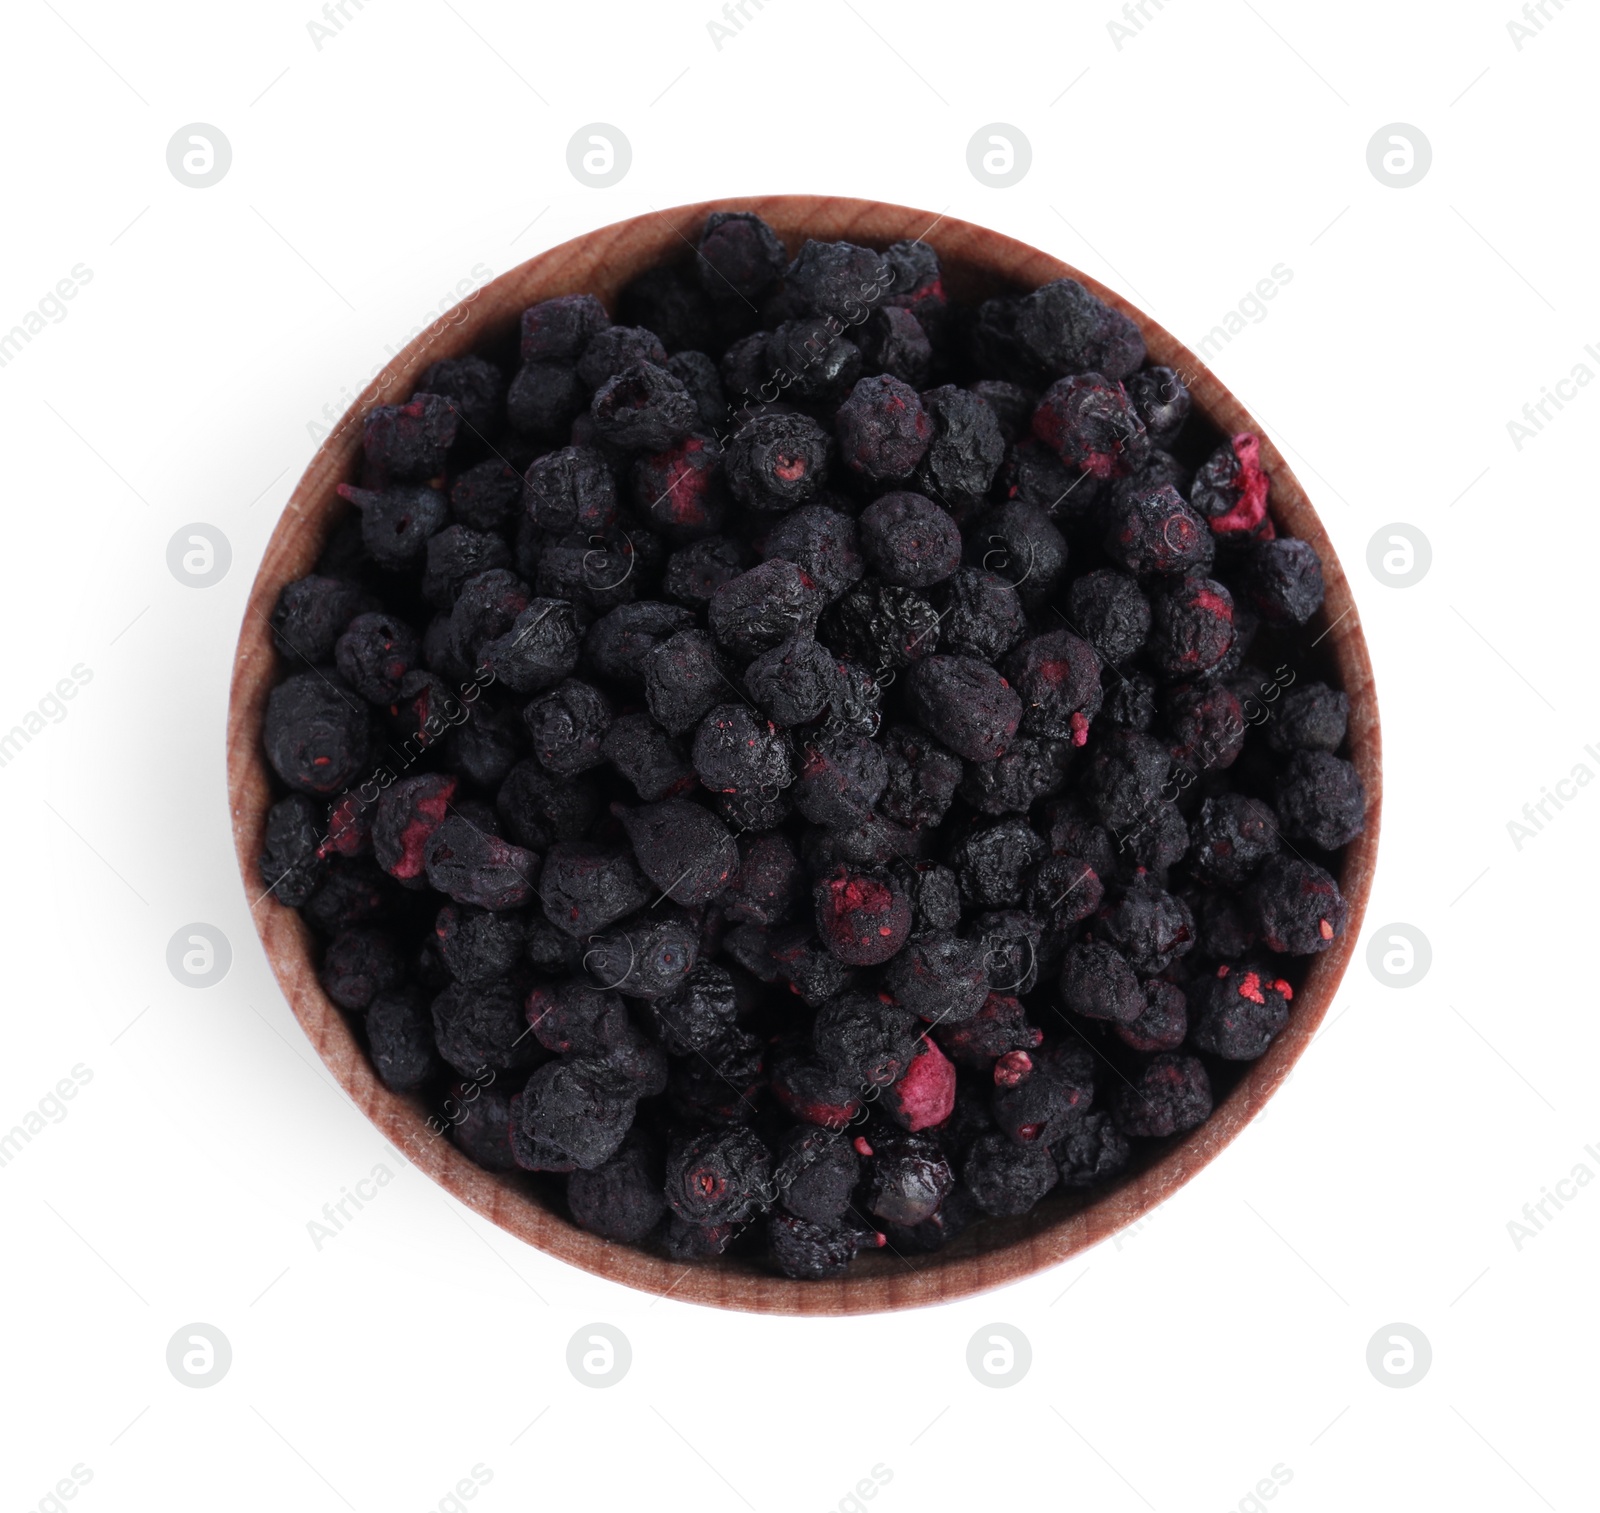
1,2,1595,1510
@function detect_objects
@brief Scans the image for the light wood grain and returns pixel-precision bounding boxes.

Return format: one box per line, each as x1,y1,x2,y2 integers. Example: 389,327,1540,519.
227,195,1382,1315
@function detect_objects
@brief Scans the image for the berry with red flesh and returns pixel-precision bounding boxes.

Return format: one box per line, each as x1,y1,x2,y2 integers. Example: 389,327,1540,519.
665,1126,772,1225
1032,372,1149,479
835,375,934,482
812,871,912,966
1248,857,1348,954
882,1038,957,1132
1147,576,1236,679
1191,432,1271,537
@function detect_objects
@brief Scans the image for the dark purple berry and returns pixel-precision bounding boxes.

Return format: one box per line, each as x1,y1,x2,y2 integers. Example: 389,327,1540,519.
1276,750,1366,850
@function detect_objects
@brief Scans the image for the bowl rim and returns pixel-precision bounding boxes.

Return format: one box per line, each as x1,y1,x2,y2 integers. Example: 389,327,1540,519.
227,194,1382,1316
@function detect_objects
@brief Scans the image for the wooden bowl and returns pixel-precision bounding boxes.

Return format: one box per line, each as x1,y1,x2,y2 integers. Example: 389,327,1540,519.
228,195,1380,1315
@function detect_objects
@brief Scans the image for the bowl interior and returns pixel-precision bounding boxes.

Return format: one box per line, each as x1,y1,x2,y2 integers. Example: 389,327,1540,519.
228,195,1380,1315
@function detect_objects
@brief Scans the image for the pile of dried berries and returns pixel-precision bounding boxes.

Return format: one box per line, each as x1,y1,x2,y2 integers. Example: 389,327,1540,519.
258,209,1365,1280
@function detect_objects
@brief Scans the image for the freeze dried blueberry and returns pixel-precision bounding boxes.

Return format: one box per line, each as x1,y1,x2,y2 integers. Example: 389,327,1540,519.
583,602,695,687
1111,800,1190,883
578,325,669,391
971,910,1047,995
708,560,823,661
1191,432,1271,537
1061,941,1143,1023
718,831,801,926
525,979,632,1057
616,797,739,906
521,293,610,362
365,986,437,1091
1025,854,1105,933
862,1128,953,1227
760,504,864,602
935,993,1043,1067
432,978,540,1077
1115,1053,1212,1138
1000,438,1103,520
1194,964,1293,1059
665,350,726,433
884,932,990,1024
960,735,1072,816
962,501,1067,608
647,963,740,1055
744,634,838,727
992,1044,1094,1146
643,629,725,735
438,1079,519,1173
1067,570,1150,666
271,576,370,664
1101,483,1214,577
915,385,1005,510
1080,729,1171,832
905,656,1022,764
813,871,912,967
857,306,932,387
419,355,504,436
964,1131,1059,1216
1125,366,1191,448
434,904,525,985
771,1053,862,1130
371,773,457,881
337,483,449,569
663,535,748,609
1166,682,1246,771
506,361,583,436
495,759,596,851
1191,794,1279,885
1052,1111,1131,1186
264,672,372,796
1032,372,1148,479
1189,888,1258,961
423,817,535,911
568,1134,665,1242
785,238,891,323
766,318,863,403
478,599,583,695
820,580,941,669
857,491,961,588
523,446,619,536
584,913,698,1000
769,1214,871,1280
259,794,325,908
446,569,530,667
812,992,919,1087
524,678,611,777
363,393,458,479
1101,670,1159,732
949,816,1044,911
1264,681,1349,754
725,415,833,510
697,210,788,303
1248,857,1347,954
773,1126,859,1224
940,569,1026,664
632,435,725,541
1016,278,1145,381
970,379,1034,443
1240,538,1324,626
1095,879,1195,975
540,841,650,937
900,862,956,936
303,861,389,936
1116,978,1190,1053
693,704,793,813
451,460,522,532
1276,750,1366,850
422,529,511,611
1147,576,1236,679
321,927,402,1011
792,732,885,828
589,361,696,452
601,713,693,801
835,375,933,482
879,1036,956,1131
665,1126,772,1224
513,1059,634,1171
1004,631,1102,747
